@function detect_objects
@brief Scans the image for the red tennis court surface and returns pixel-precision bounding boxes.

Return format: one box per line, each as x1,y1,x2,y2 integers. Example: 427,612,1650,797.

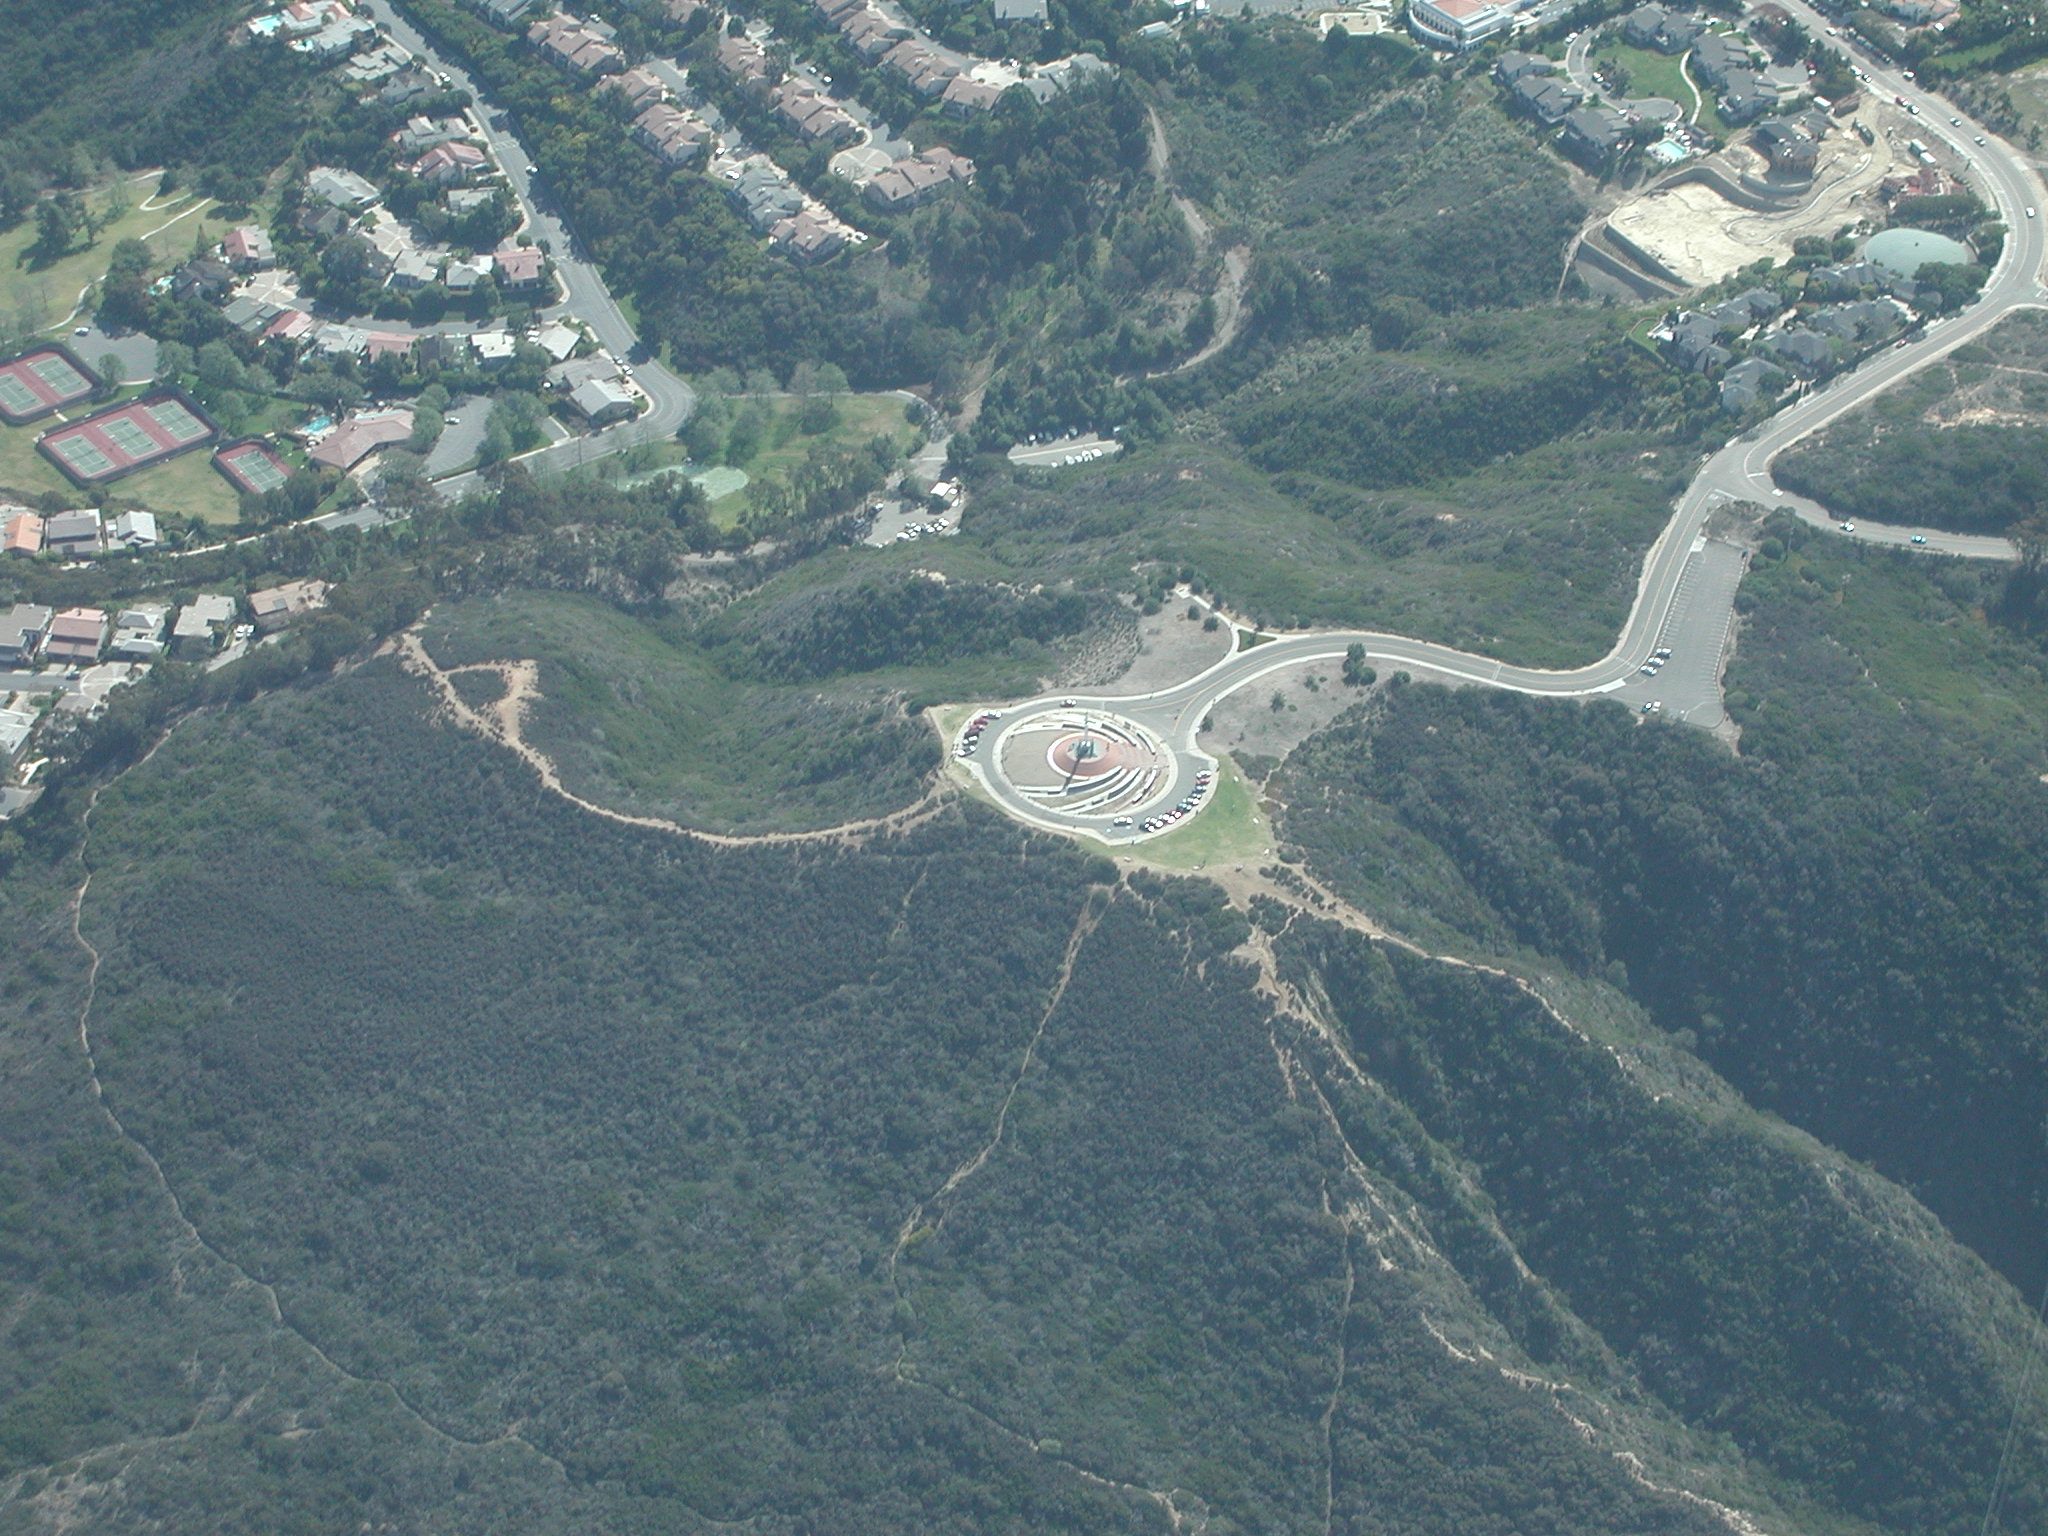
0,345,101,425
214,438,293,496
39,391,219,485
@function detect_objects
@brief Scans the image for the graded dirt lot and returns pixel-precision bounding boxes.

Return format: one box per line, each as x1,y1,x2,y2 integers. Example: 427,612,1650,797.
1198,658,1366,764
1607,109,1913,287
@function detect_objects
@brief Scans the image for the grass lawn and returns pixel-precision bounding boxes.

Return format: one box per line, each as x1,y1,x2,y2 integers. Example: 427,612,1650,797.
0,417,241,522
737,394,915,483
0,419,79,502
2,175,233,335
1593,39,1697,110
116,445,242,524
1132,755,1273,872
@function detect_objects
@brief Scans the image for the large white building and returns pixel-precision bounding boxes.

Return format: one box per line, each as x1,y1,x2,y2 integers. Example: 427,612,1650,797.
1407,0,1514,50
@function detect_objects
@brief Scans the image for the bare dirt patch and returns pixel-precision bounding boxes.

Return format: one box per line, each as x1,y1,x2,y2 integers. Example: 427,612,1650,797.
1199,659,1367,763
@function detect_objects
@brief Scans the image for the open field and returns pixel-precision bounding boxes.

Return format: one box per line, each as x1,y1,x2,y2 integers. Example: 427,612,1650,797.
116,443,241,523
0,418,79,503
1593,38,1699,114
1,175,233,336
1129,754,1272,872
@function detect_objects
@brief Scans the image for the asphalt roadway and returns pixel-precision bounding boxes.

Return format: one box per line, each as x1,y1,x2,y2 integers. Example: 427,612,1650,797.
361,0,695,499
367,0,2039,844
967,0,2048,844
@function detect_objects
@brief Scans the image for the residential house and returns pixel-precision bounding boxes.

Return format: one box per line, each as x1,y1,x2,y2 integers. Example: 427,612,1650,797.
841,6,910,58
472,330,519,368
467,0,539,27
307,164,380,209
1622,4,1705,52
296,203,347,241
665,0,705,21
603,67,669,111
394,115,471,156
42,608,108,667
0,708,36,765
1510,72,1581,125
263,309,318,344
171,258,235,303
568,378,638,425
1562,105,1627,167
413,142,489,186
865,147,975,211
634,102,710,166
343,41,412,85
442,256,492,293
43,510,101,556
1810,299,1900,342
171,595,238,658
534,320,583,362
249,579,332,633
1808,259,1890,298
1689,33,1753,88
774,81,860,144
1761,326,1834,375
108,605,170,660
730,161,804,231
390,250,441,290
994,0,1048,21
3,512,44,557
882,38,964,96
310,322,371,357
941,76,1006,117
716,33,775,89
308,408,415,471
447,186,499,215
770,208,850,265
1660,311,1733,373
366,332,415,365
1718,71,1772,125
1493,51,1552,85
814,0,866,22
548,355,623,391
108,511,159,549
379,67,438,107
528,14,625,75
418,332,474,369
494,247,548,291
223,226,275,270
1706,287,1781,331
1754,117,1820,176
223,295,282,334
0,604,52,665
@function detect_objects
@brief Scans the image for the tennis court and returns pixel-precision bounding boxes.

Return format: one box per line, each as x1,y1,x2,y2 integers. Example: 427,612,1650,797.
0,345,100,425
37,391,219,484
214,440,292,495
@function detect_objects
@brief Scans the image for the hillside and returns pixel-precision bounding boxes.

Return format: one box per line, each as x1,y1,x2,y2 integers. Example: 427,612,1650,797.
0,640,2033,1533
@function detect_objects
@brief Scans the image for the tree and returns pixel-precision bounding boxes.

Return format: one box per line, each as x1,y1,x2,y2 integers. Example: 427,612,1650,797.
1342,643,1377,687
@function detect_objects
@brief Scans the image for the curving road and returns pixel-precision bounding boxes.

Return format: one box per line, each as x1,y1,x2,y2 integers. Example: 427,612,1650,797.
965,0,2047,843
362,0,695,499
375,0,2040,842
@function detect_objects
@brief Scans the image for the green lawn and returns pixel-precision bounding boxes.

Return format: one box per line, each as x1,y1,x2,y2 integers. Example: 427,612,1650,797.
1133,755,1273,872
0,419,78,503
0,417,242,523
116,444,242,524
2,175,234,335
1593,38,1700,115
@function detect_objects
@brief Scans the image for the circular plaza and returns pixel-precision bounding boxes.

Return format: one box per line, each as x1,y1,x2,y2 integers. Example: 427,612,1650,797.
992,706,1171,821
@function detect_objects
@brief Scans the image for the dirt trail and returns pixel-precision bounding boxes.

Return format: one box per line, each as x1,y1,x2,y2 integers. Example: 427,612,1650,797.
394,628,951,850
1143,107,1251,376
888,887,1110,1278
27,772,567,1521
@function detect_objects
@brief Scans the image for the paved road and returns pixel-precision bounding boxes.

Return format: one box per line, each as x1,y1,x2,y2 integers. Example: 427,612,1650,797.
965,0,2048,843
362,0,694,496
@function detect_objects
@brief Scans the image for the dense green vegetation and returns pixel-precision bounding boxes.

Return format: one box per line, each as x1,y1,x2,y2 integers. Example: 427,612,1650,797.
0,0,332,213
1283,517,2048,1305
1775,315,2048,534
